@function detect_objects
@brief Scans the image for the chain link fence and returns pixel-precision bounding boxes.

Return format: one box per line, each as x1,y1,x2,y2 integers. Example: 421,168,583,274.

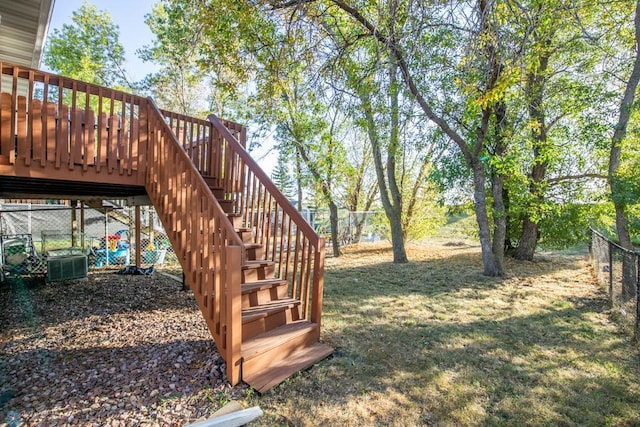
0,201,179,276
310,210,387,246
590,228,640,339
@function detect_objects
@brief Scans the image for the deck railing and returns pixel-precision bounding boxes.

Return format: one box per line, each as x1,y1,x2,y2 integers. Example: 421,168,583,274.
0,62,148,185
159,109,245,202
208,114,326,328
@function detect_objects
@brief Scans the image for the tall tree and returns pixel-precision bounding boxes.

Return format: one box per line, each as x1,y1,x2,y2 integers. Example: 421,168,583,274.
609,0,640,250
43,2,129,88
272,150,297,201
352,59,409,262
305,0,510,274
506,0,616,260
139,1,250,119
253,17,346,257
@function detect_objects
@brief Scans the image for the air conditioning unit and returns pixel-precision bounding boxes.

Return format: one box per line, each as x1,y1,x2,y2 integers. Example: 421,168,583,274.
47,255,88,282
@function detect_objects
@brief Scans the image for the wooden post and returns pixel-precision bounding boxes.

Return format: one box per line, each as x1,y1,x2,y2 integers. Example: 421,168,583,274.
135,205,141,266
71,200,77,247
148,207,154,247
80,203,85,251
105,207,109,266
311,238,326,329
225,245,243,386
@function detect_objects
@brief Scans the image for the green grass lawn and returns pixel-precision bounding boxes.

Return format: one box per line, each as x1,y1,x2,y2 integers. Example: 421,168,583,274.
242,242,640,426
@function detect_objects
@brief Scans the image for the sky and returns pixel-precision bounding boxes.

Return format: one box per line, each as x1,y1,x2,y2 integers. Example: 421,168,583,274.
47,0,158,82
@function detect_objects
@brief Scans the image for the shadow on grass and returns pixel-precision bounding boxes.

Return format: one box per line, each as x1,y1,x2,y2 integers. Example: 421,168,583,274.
274,295,640,425
326,248,587,301
254,247,640,425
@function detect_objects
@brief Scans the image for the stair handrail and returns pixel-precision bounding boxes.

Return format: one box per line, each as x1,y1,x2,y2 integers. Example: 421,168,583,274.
146,99,244,384
206,114,320,247
207,114,326,328
149,102,244,249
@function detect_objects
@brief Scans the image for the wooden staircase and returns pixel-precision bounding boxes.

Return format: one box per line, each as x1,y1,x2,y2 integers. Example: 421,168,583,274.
0,62,332,393
209,179,333,392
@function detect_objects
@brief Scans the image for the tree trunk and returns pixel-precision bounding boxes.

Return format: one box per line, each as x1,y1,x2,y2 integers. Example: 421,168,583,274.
605,0,639,288
385,64,408,263
490,102,507,274
294,143,341,257
614,203,633,249
473,161,501,276
353,213,367,243
517,218,538,261
328,200,340,257
356,64,408,263
515,36,552,261
609,0,640,250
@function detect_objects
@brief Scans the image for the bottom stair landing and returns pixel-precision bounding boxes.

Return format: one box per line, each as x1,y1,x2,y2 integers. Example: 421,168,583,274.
241,321,333,393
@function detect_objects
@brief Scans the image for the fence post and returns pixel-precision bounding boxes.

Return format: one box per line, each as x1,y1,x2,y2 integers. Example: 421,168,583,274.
636,254,640,340
609,241,613,300
104,209,109,267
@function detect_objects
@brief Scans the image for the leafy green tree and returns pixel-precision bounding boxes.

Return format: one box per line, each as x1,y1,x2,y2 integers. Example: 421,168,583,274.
608,0,640,250
496,0,610,260
138,1,249,118
351,59,411,263
305,0,511,274
298,0,454,264
43,2,129,88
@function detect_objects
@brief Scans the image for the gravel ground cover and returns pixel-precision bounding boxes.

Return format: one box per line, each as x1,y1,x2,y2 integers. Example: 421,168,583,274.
0,270,246,426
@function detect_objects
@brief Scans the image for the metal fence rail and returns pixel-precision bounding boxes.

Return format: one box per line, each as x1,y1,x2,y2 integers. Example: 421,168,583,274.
590,228,640,339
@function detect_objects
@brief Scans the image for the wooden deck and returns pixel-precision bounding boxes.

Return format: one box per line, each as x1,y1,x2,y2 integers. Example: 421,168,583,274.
0,62,331,392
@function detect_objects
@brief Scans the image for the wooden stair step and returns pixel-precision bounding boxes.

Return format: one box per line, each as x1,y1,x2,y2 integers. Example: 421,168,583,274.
201,175,220,186
241,298,299,324
241,279,287,295
236,227,254,241
200,177,224,198
243,342,334,393
244,243,263,261
217,199,234,213
242,320,317,360
242,259,272,269
227,213,243,227
241,278,289,308
241,260,275,280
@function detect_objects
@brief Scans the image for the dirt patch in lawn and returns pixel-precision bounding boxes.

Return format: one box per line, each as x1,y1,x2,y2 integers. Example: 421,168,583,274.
2,243,640,426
